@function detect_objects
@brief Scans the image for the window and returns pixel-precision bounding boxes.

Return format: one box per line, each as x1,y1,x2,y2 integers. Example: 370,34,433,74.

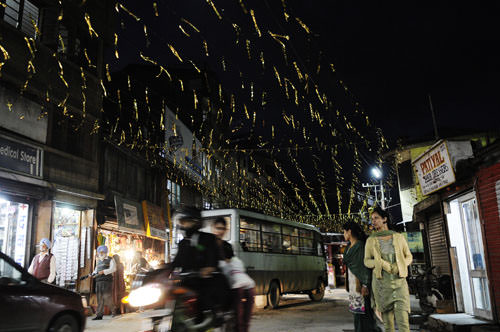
3,0,39,38
0,255,25,286
299,229,315,255
167,180,181,207
239,218,261,252
262,223,282,253
282,226,299,254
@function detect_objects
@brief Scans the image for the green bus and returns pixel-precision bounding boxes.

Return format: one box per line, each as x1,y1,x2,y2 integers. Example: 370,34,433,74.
201,209,327,308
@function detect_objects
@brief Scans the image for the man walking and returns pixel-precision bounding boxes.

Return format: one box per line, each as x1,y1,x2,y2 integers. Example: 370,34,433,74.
28,238,56,284
92,245,116,320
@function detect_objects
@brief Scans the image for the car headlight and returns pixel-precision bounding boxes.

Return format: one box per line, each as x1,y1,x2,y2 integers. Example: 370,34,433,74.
123,283,162,307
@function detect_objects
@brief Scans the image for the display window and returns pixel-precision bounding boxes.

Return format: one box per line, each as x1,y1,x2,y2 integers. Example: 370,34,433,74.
0,198,29,267
97,229,165,290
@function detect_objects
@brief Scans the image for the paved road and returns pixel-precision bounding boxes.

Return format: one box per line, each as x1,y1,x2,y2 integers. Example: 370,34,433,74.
85,289,360,332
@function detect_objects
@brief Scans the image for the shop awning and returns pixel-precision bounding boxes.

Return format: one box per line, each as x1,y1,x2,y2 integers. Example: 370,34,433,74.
114,195,146,235
142,201,167,240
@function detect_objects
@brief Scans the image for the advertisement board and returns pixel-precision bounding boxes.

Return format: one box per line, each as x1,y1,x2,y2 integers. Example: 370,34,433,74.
114,196,146,235
164,107,205,182
413,140,456,195
142,201,167,240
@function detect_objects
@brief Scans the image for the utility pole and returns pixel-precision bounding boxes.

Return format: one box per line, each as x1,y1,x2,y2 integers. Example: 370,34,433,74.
379,179,385,209
362,182,385,209
428,94,439,141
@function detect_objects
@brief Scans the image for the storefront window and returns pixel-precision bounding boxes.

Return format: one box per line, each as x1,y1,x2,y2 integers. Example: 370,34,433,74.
52,207,81,288
0,198,29,266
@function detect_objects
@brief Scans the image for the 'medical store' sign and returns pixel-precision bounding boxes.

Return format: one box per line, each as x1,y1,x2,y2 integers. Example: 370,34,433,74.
0,135,43,178
413,140,455,196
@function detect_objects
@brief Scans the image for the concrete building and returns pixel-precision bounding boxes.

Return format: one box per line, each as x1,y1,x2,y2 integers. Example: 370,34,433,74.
0,0,114,292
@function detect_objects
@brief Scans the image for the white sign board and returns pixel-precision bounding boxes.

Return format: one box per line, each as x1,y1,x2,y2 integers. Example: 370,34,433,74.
413,140,456,195
164,107,205,182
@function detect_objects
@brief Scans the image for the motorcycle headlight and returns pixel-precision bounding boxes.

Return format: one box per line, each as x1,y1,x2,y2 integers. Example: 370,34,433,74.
123,283,163,307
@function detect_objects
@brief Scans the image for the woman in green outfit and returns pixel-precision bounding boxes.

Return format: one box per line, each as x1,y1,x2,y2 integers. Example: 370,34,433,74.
343,221,381,332
364,207,413,332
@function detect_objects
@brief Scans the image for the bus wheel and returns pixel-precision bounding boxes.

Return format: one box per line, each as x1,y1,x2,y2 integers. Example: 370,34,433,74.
308,279,325,302
267,281,281,309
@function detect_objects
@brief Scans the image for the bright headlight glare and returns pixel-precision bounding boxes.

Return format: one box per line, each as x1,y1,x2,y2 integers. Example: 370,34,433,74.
127,284,162,307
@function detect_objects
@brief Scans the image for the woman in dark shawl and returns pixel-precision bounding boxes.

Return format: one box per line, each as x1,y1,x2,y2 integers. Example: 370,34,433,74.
112,254,126,316
343,222,381,332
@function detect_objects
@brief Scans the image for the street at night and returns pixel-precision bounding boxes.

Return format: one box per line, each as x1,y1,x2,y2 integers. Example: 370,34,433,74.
2,0,500,332
84,291,361,332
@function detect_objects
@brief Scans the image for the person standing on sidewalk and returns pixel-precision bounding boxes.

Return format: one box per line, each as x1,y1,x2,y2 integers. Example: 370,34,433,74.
343,222,381,332
92,245,116,320
28,238,56,284
364,207,412,332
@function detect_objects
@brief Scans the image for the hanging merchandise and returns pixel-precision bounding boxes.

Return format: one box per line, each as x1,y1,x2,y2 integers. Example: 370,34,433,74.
52,207,81,288
86,227,91,261
80,225,86,268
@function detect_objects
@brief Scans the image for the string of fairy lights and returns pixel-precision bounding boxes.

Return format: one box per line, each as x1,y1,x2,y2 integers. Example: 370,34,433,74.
0,0,389,231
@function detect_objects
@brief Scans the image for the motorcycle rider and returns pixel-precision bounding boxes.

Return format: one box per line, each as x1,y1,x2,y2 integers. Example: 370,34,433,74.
170,207,223,314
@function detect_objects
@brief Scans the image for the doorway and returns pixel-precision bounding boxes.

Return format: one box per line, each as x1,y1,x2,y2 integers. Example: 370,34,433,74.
446,192,492,320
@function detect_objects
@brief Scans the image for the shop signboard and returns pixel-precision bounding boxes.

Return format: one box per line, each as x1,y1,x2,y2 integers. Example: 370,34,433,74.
114,195,146,235
413,140,456,196
403,231,424,253
142,201,167,240
0,135,43,178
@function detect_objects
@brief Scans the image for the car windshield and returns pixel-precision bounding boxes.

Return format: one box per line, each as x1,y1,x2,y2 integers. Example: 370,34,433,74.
0,255,25,286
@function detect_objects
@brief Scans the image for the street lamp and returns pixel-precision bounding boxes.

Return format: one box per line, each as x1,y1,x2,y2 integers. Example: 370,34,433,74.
371,167,382,180
363,166,386,209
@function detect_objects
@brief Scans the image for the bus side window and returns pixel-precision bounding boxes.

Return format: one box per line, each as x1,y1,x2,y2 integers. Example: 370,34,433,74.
262,223,282,253
314,232,325,257
299,229,314,255
283,226,299,254
240,218,261,252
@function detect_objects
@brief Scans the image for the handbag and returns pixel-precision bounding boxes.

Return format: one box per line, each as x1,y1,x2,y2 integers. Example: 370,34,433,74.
349,293,366,314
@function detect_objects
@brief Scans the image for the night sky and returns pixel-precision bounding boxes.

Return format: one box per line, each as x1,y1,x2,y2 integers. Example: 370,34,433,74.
108,1,500,222
112,1,500,144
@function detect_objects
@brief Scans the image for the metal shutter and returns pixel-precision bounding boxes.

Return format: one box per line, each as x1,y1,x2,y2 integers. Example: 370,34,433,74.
427,213,451,275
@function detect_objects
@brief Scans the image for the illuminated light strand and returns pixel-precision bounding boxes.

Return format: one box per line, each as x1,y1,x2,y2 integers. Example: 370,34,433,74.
84,13,99,37
250,9,262,37
205,0,222,20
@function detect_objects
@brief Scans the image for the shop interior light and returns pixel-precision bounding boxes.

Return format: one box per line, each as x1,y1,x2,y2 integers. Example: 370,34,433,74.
58,207,76,217
125,248,135,262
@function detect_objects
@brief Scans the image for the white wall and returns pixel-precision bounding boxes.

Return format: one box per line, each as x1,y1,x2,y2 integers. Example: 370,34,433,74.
447,200,473,314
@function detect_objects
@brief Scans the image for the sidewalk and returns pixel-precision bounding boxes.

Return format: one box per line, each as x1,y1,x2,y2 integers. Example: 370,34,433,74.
85,313,144,332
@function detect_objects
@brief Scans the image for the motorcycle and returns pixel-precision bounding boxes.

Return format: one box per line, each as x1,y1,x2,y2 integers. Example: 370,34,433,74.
408,265,444,314
123,267,234,332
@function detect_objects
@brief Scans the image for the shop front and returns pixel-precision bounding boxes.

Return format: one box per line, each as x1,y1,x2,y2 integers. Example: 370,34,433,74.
50,204,96,291
0,133,45,267
97,196,167,290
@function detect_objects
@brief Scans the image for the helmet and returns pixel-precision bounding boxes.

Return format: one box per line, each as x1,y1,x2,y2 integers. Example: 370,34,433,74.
172,206,203,231
97,245,108,254
39,238,51,249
